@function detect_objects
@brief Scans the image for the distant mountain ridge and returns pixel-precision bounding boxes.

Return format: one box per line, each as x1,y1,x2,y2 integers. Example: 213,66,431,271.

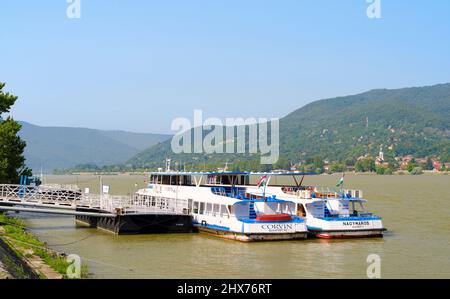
127,83,450,168
18,122,171,172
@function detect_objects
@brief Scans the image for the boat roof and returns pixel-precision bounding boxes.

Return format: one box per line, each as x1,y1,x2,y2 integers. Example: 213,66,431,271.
309,198,367,202
149,171,249,176
149,171,317,176
250,172,317,176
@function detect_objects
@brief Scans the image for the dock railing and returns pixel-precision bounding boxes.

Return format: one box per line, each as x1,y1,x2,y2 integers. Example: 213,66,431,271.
0,184,82,205
1,184,189,216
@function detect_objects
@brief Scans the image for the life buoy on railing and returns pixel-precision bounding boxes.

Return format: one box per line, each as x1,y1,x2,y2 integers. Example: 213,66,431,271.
256,214,292,222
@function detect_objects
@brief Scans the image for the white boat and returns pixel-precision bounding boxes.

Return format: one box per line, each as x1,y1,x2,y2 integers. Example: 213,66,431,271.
244,172,386,239
135,171,308,242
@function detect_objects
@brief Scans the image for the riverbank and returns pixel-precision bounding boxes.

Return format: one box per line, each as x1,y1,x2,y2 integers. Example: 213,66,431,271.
0,213,88,279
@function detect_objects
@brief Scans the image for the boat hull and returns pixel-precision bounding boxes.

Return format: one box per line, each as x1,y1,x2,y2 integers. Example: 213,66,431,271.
306,216,385,239
195,225,307,242
76,211,193,235
308,228,386,239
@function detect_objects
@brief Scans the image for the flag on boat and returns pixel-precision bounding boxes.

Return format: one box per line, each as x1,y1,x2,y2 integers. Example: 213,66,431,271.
336,173,345,187
257,175,268,188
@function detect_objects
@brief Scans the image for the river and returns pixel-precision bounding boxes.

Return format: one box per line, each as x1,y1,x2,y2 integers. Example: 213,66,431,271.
13,174,450,278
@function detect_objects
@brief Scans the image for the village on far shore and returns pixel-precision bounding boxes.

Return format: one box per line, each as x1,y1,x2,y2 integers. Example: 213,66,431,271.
285,146,450,176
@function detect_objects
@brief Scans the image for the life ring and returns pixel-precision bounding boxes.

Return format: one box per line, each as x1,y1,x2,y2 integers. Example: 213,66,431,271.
256,214,292,222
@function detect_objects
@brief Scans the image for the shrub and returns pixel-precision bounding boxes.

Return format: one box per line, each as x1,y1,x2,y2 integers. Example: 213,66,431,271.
410,167,423,175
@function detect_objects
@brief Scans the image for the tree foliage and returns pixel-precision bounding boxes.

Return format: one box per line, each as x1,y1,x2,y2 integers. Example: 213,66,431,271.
355,157,376,172
0,82,32,183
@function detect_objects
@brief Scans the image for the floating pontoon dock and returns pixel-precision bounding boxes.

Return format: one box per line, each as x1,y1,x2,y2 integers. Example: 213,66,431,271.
0,184,192,234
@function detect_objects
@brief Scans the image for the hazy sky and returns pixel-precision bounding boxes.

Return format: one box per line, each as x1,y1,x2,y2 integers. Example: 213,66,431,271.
1,0,449,133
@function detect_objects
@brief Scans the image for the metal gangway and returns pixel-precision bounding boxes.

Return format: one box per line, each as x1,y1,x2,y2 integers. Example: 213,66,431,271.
0,184,189,217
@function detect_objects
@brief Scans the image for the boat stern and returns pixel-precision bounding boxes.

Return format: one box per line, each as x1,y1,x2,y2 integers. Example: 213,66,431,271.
307,216,386,239
229,216,308,241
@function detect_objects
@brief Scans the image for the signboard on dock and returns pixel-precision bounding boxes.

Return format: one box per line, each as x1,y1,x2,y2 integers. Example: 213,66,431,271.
102,185,110,194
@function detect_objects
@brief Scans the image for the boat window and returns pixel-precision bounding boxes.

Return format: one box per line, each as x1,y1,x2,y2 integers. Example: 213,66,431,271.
227,205,233,216
220,205,229,217
150,175,158,184
297,204,306,217
182,176,192,186
193,202,199,214
206,203,213,215
213,204,220,216
187,199,193,214
199,202,205,214
207,175,218,185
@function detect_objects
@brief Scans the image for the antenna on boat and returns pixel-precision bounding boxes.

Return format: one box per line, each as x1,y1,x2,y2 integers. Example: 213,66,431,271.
40,162,44,183
165,158,171,172
221,161,232,172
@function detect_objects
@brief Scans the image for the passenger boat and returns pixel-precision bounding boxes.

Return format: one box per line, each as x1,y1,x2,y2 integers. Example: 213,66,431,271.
136,171,308,242
243,172,386,239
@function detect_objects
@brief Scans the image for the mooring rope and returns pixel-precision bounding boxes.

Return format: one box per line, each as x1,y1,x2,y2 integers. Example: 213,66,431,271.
1,220,154,277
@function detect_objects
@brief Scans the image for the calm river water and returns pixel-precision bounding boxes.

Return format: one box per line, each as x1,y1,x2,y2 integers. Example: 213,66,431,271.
14,174,450,278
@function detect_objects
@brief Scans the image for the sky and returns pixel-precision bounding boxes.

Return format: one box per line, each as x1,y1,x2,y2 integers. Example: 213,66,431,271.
1,0,449,134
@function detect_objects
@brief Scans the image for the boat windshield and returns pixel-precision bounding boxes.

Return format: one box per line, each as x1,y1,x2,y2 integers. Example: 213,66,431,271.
234,200,295,221
306,199,374,219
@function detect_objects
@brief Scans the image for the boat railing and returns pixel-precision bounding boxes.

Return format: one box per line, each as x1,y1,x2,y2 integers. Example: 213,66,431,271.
319,211,375,219
79,193,189,215
287,187,363,199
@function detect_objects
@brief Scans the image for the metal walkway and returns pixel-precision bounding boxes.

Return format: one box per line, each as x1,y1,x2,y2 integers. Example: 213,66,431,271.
0,184,188,217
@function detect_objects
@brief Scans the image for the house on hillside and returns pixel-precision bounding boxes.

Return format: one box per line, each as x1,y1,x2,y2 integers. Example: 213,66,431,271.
415,157,428,164
396,155,414,170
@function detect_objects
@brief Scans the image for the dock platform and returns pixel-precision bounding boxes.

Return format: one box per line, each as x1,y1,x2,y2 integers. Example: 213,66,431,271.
0,184,192,234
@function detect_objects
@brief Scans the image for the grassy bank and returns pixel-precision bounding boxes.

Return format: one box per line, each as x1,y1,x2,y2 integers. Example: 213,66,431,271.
0,213,88,279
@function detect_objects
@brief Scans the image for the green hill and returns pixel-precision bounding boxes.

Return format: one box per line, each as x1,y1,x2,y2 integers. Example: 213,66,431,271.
127,83,450,169
18,122,171,172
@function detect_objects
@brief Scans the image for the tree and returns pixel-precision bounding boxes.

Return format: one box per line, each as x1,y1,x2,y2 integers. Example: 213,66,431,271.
0,82,32,183
355,157,376,172
376,166,385,175
384,168,393,175
410,167,423,175
407,159,418,173
306,156,324,173
273,158,291,170
329,163,346,174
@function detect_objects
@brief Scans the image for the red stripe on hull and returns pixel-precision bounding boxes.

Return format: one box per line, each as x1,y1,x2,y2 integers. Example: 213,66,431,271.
313,231,384,239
